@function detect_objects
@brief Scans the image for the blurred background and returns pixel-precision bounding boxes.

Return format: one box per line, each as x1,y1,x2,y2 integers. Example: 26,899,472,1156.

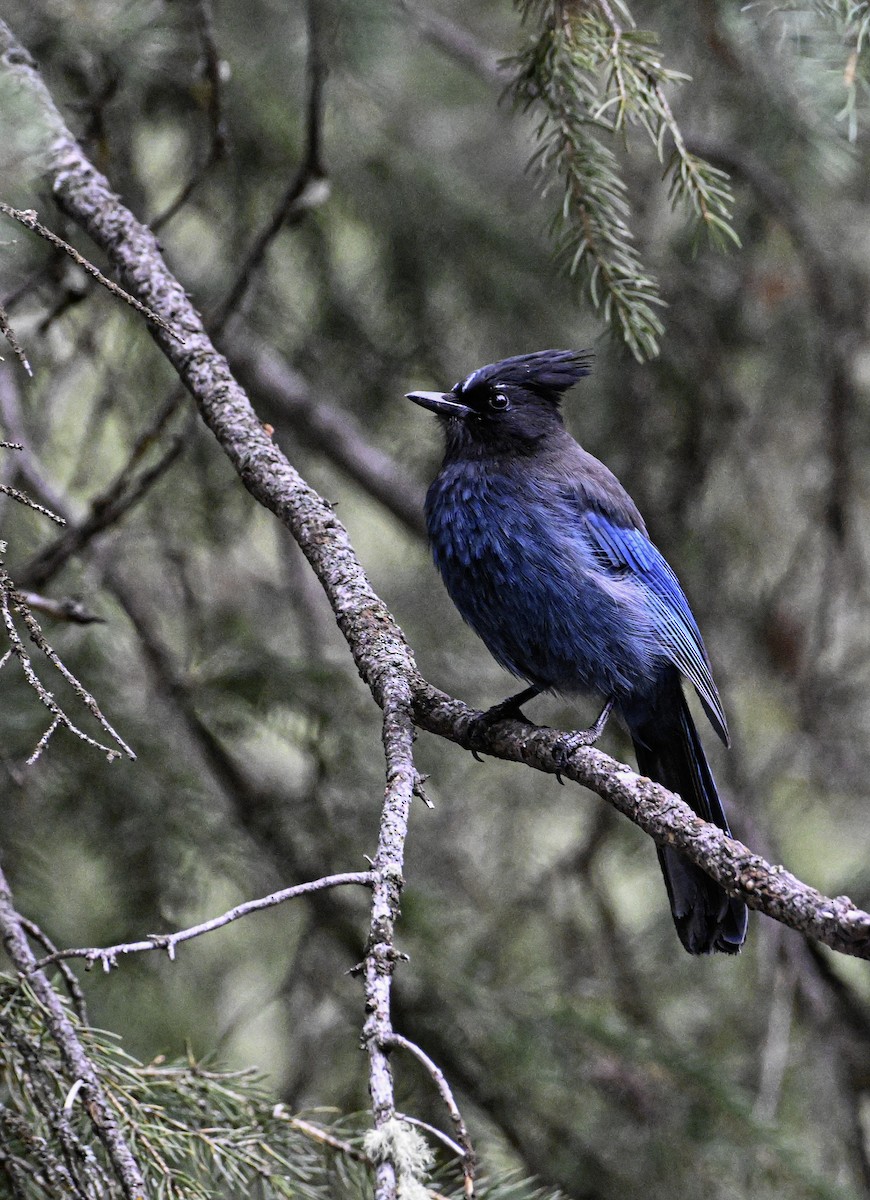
1,1,870,1197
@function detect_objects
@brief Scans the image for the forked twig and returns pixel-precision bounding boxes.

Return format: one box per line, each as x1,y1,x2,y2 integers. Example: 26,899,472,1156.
32,872,375,970
0,202,185,344
0,567,135,762
384,1032,476,1198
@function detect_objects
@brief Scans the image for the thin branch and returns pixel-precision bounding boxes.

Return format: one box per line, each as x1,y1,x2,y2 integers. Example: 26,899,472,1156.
195,0,229,154
0,202,184,343
12,579,134,756
0,300,32,376
150,0,229,231
362,684,418,1200
278,1112,371,1163
0,369,71,519
686,134,859,546
385,1033,475,1197
16,592,104,625
0,568,136,761
0,865,148,1199
26,714,61,765
209,0,330,328
0,482,65,525
33,872,375,971
397,1,506,84
20,391,190,590
18,917,89,1024
394,1112,465,1161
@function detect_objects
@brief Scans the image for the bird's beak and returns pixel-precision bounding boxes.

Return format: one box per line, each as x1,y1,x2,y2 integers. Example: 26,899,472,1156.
405,390,472,416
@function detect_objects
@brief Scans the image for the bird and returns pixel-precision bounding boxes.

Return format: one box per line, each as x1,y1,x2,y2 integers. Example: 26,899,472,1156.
406,349,747,955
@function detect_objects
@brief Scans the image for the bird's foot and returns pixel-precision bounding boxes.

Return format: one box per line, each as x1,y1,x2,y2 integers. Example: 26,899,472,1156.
467,686,540,760
552,699,614,780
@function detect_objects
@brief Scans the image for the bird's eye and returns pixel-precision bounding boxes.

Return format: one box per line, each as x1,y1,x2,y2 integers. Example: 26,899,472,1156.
488,390,510,411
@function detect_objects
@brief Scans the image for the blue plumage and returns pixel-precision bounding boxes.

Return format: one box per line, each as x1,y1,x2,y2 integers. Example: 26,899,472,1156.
407,350,747,955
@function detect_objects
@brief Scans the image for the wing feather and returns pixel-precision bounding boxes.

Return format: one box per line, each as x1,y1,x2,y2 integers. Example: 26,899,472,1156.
585,511,729,744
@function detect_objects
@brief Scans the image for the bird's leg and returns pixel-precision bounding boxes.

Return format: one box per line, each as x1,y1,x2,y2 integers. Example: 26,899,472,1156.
553,698,614,779
574,697,614,746
468,685,541,760
481,685,541,724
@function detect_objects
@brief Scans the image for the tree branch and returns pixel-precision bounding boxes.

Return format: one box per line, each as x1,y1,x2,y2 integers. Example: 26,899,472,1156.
0,567,136,763
0,201,184,344
0,865,148,1199
685,135,859,546
0,298,32,376
32,872,375,971
150,0,229,231
361,683,418,1200
397,1,506,85
19,389,190,590
384,1031,475,1197
209,0,330,328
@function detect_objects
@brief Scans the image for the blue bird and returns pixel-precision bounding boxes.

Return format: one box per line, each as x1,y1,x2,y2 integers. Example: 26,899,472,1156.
407,349,747,955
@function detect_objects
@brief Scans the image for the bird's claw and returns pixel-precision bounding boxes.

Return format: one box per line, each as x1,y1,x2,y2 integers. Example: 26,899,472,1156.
465,688,539,762
551,699,614,773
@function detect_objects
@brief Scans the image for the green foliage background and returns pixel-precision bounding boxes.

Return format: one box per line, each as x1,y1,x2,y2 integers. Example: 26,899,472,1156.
1,1,870,1197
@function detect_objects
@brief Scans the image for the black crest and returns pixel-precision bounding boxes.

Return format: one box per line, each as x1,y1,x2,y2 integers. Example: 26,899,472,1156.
455,349,593,399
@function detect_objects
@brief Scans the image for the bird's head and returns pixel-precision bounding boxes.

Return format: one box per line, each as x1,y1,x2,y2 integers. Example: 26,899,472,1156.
406,349,592,456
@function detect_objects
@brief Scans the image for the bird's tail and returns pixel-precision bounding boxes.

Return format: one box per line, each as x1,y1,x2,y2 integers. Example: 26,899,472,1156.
629,688,748,955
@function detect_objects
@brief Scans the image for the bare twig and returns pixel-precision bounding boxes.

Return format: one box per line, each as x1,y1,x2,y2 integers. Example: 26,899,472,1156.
18,916,89,1024
0,299,32,376
397,1,505,85
26,713,61,765
394,1112,465,1161
0,201,185,344
0,482,65,525
277,1112,371,1163
33,872,375,971
0,370,71,519
0,568,135,762
386,1033,475,1196
13,582,134,756
150,0,229,231
362,683,418,1200
20,393,191,589
17,592,104,624
210,0,330,328
685,136,859,547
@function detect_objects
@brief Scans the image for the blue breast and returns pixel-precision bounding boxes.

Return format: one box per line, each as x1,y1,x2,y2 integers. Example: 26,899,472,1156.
425,462,663,699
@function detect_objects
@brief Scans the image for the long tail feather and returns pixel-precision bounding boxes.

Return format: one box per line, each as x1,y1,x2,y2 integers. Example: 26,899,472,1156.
630,689,747,955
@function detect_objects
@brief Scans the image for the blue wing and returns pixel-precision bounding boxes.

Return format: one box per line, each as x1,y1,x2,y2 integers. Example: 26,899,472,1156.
585,511,729,744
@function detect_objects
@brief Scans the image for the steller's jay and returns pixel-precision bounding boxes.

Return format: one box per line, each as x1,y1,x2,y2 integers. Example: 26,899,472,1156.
407,349,747,955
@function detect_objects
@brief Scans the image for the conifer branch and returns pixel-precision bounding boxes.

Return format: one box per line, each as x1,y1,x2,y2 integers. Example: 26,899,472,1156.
807,1,870,139
508,0,738,359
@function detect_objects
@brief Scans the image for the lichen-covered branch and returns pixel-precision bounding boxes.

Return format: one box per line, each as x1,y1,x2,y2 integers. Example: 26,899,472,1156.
361,683,419,1200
